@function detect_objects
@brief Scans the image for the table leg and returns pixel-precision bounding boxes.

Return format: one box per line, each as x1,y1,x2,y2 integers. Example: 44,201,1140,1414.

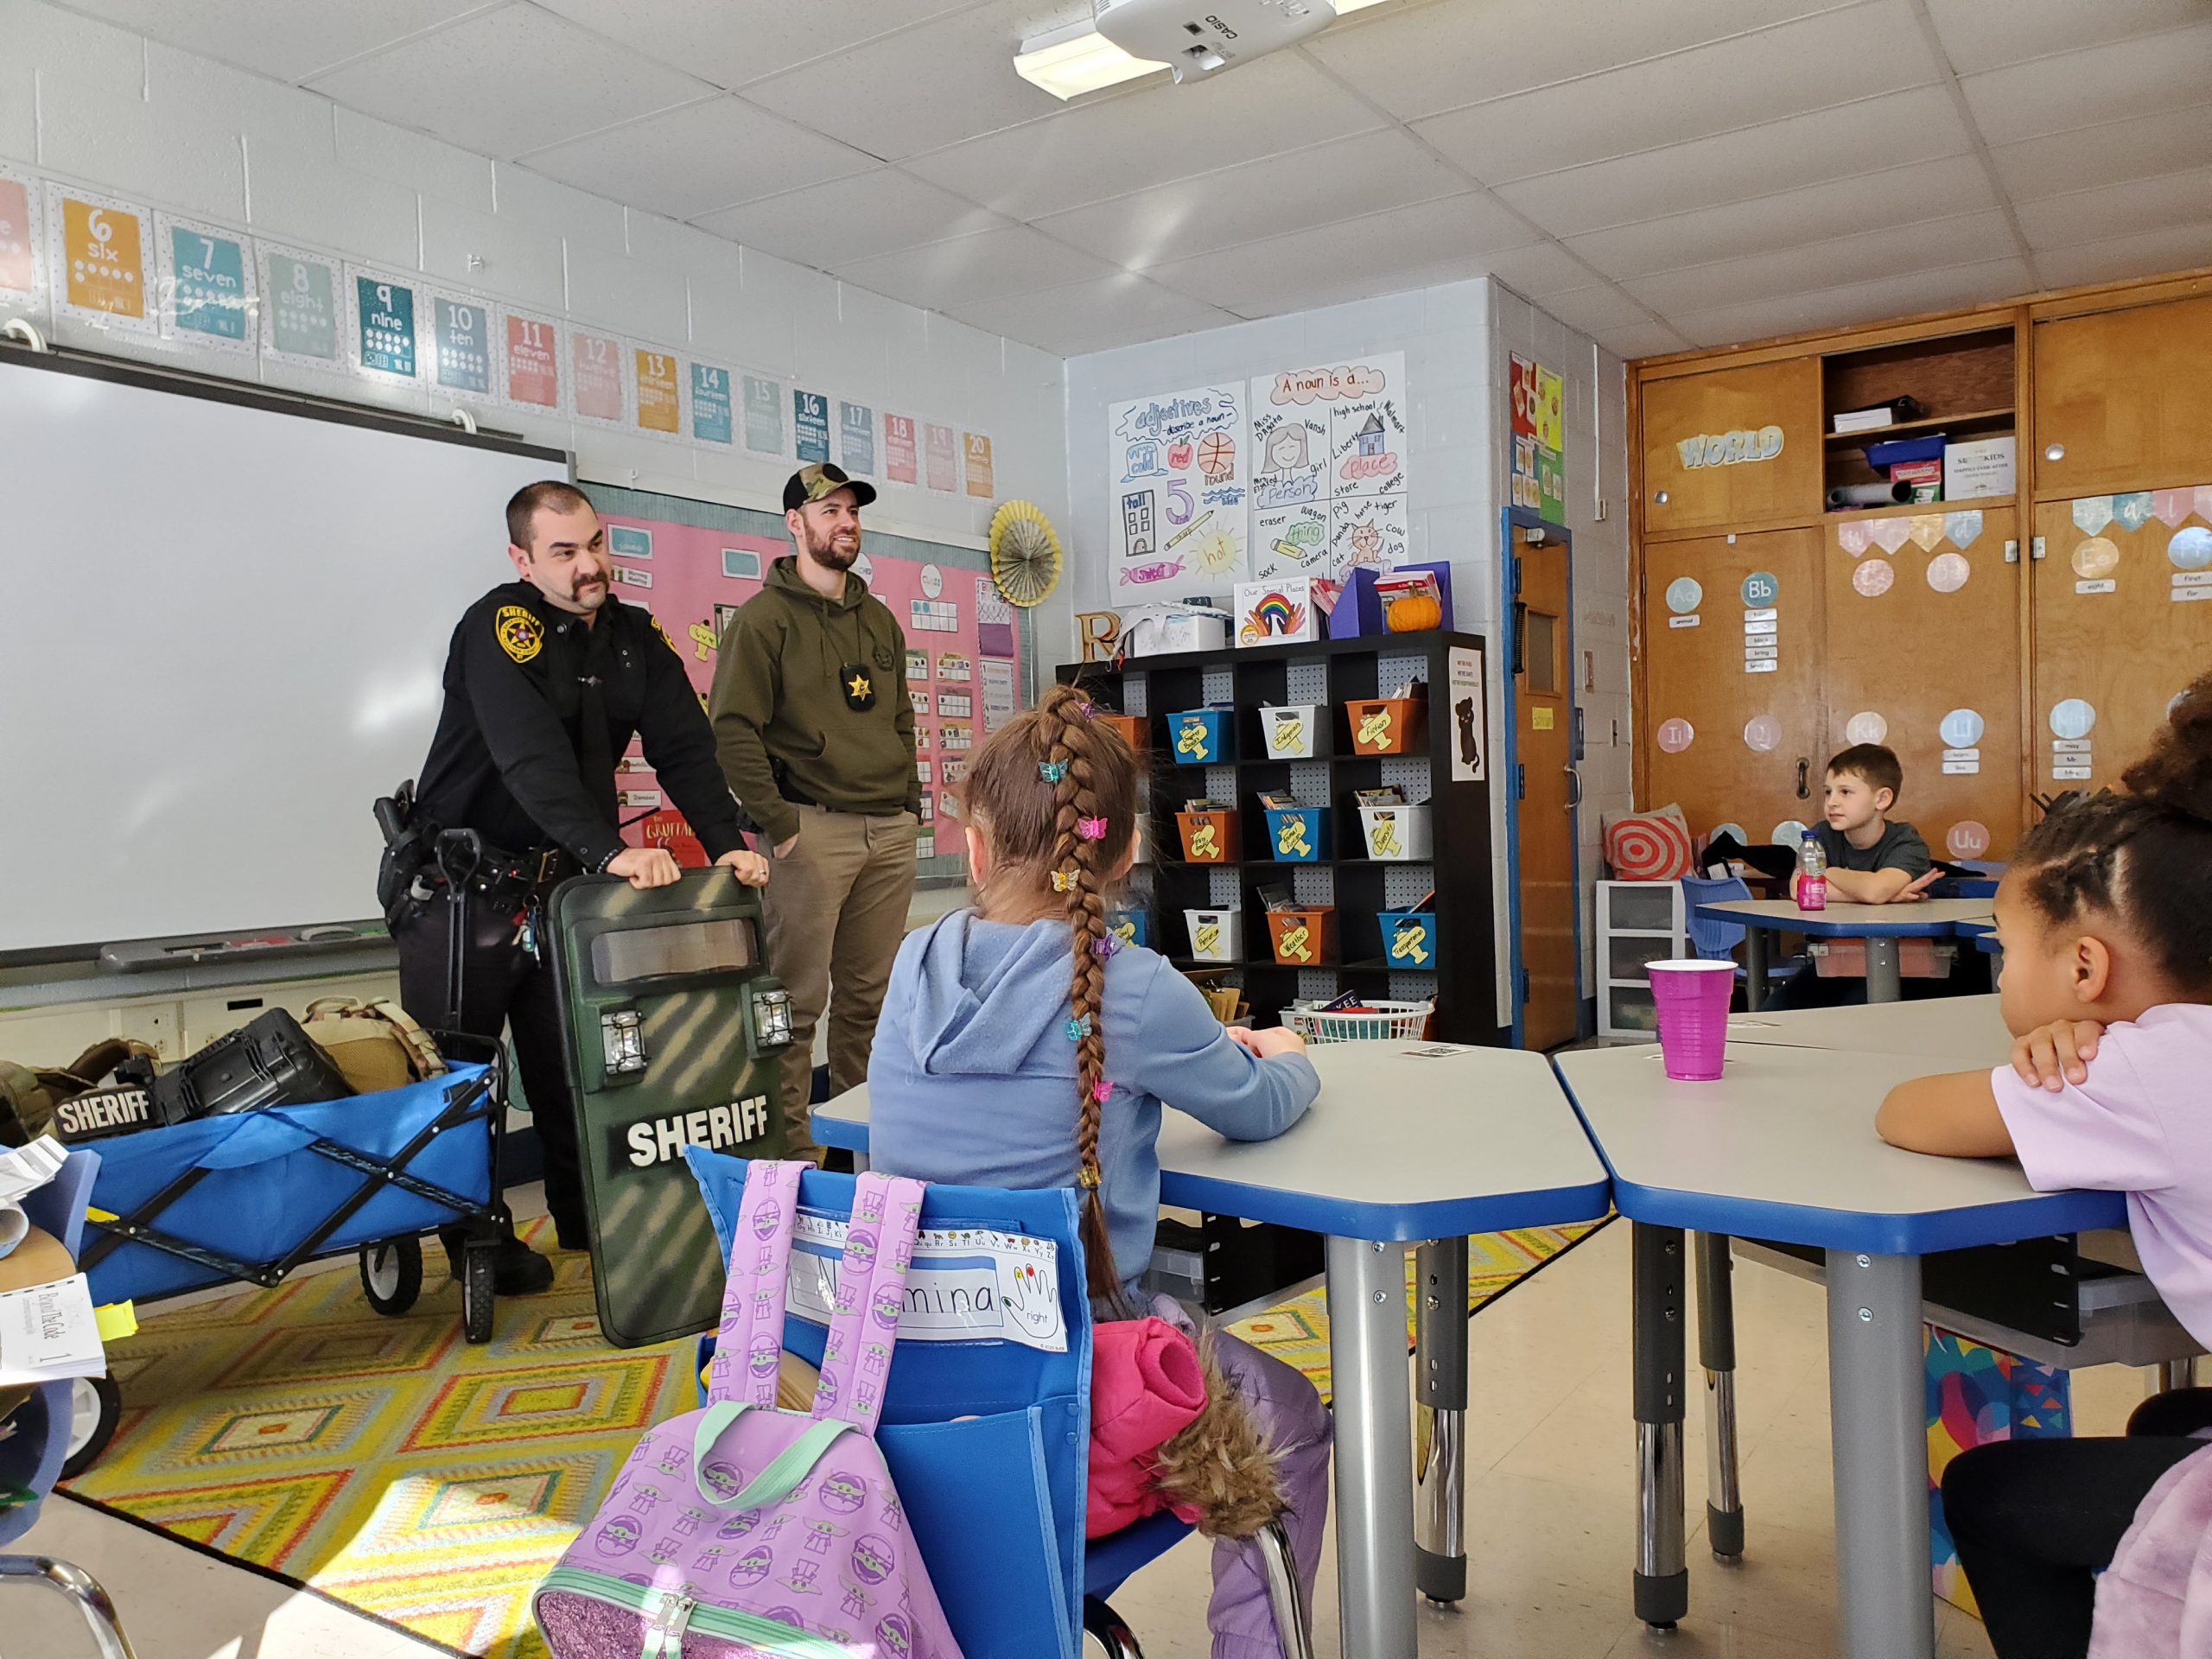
1414,1236,1468,1604
1865,938,1903,1003
1633,1223,1688,1628
1326,1235,1417,1658
1826,1249,1934,1659
1695,1232,1744,1560
1744,927,1770,1012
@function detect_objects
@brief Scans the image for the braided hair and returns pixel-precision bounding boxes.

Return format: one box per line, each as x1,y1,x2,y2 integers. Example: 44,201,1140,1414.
2014,671,2212,995
954,683,1139,1305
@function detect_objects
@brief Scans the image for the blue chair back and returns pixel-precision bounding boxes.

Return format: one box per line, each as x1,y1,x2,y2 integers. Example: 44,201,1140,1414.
0,1147,100,1548
1681,874,1753,961
685,1149,1093,1659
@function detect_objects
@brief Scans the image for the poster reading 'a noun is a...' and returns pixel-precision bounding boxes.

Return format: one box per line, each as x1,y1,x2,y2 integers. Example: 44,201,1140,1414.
1251,353,1408,582
1108,384,1249,593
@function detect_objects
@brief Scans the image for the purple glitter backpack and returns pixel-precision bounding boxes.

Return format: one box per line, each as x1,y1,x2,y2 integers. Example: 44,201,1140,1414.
535,1162,963,1658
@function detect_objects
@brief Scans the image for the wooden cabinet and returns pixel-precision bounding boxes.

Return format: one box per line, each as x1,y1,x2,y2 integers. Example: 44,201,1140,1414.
1640,359,1822,536
2030,496,2212,795
1819,506,2023,860
1642,528,1825,842
2034,295,2212,497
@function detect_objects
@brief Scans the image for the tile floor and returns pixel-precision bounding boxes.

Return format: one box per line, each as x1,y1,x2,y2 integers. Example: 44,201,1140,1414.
10,1216,2154,1658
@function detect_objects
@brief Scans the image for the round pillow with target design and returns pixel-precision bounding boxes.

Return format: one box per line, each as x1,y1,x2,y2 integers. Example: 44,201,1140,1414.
1603,806,1695,882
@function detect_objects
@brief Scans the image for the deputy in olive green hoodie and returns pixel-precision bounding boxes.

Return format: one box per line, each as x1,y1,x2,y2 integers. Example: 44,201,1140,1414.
709,463,920,1161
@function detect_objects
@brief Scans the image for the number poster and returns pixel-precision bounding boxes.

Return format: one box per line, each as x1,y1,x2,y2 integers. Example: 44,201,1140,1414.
1108,383,1248,592
8,167,994,505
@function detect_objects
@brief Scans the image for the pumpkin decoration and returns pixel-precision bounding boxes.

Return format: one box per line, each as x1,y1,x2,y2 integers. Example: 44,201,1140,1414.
1385,592,1441,633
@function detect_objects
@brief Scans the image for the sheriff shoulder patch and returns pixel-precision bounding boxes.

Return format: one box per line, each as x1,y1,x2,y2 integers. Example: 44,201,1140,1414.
495,604,543,663
650,613,682,656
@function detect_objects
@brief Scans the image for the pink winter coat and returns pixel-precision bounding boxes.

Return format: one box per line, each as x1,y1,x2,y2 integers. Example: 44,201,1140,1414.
2092,1442,2212,1658
1086,1316,1207,1537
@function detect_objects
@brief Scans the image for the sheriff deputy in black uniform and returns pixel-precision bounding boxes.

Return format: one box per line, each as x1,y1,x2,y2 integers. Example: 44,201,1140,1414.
387,480,767,1294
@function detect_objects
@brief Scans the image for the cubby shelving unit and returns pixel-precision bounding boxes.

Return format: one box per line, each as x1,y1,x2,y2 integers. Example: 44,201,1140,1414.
1059,629,1497,1046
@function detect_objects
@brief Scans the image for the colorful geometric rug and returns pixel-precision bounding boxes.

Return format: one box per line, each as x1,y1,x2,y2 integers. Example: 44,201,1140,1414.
1225,1221,1608,1404
64,1214,1606,1656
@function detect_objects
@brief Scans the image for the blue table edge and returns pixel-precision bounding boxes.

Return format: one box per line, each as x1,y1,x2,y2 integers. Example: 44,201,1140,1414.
808,1109,1612,1242
1548,1070,2126,1255
1690,899,1977,940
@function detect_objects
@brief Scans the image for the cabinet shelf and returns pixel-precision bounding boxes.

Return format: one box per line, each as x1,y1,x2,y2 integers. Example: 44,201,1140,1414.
1821,406,2013,446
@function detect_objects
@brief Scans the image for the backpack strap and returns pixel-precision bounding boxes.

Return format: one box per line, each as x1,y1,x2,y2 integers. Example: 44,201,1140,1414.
810,1170,925,1435
706,1159,805,1407
362,997,448,1078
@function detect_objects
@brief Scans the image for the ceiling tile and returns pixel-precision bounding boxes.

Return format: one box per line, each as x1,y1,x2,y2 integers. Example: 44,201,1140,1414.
1497,86,1972,238
1483,239,1611,298
1029,129,1465,269
308,5,714,158
1625,210,2019,313
1990,103,2212,200
694,168,1009,269
832,224,1118,310
1923,0,2209,75
518,98,874,218
531,0,979,89
944,274,1238,355
1303,0,1858,122
1959,21,2212,145
1147,194,1541,315
905,54,1385,220
743,0,1090,161
54,0,501,83
1536,285,1668,337
1669,256,2033,349
1560,156,1999,281
1594,320,1696,360
2034,221,2212,289
1414,0,1939,185
2014,168,2212,251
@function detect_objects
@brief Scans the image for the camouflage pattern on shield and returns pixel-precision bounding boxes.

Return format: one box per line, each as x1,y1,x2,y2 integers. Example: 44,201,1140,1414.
547,869,793,1346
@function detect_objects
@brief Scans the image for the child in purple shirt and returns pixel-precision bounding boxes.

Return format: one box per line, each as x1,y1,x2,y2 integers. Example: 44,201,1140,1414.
1876,671,2212,1659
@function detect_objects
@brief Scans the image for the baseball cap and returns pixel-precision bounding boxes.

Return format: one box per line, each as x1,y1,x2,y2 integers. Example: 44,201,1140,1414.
783,461,877,512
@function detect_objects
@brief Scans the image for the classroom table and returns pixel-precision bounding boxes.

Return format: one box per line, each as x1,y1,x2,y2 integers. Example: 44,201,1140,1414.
810,1041,1611,1659
1690,897,1997,1007
1554,1042,2125,1659
1957,915,2004,974
1726,993,2011,1062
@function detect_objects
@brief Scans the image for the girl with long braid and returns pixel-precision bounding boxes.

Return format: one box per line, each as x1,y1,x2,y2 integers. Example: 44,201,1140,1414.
868,682,1330,1659
1875,670,2212,1658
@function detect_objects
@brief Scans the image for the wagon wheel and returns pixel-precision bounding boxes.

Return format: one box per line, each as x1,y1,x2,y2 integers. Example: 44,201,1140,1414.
359,1236,423,1316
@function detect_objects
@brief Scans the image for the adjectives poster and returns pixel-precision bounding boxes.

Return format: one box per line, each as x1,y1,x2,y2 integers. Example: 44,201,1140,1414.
1108,383,1247,593
1252,353,1408,580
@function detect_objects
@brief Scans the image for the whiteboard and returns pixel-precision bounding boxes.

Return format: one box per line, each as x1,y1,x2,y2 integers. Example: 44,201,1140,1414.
2,353,568,954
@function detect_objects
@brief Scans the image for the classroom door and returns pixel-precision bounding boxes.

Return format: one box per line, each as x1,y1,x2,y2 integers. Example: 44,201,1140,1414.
2031,493,2212,795
1513,526,1580,1050
1820,506,2024,861
1641,528,1825,846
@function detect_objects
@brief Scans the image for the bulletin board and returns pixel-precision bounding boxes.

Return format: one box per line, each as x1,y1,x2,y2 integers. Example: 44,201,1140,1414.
585,482,1033,870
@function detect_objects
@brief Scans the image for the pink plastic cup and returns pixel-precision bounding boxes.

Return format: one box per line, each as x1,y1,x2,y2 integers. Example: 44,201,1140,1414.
1648,959,1736,1081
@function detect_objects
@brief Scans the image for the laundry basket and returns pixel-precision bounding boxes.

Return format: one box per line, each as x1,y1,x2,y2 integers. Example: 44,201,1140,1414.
1284,999,1435,1044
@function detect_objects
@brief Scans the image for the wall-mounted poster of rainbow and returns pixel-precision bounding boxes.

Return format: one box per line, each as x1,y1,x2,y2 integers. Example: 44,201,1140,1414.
1236,577,1329,645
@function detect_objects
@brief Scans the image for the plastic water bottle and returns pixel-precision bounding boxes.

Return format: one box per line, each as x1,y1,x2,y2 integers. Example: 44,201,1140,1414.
1797,831,1827,912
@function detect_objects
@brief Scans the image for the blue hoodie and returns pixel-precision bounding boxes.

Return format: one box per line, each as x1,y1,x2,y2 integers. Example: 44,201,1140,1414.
868,911,1321,1298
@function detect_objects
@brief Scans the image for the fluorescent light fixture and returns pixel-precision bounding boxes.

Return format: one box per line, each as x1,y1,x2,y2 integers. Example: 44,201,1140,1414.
1014,21,1166,99
1330,0,1390,10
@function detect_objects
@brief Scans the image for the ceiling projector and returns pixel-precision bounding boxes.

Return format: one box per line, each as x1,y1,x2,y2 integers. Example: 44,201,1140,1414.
1092,0,1334,82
